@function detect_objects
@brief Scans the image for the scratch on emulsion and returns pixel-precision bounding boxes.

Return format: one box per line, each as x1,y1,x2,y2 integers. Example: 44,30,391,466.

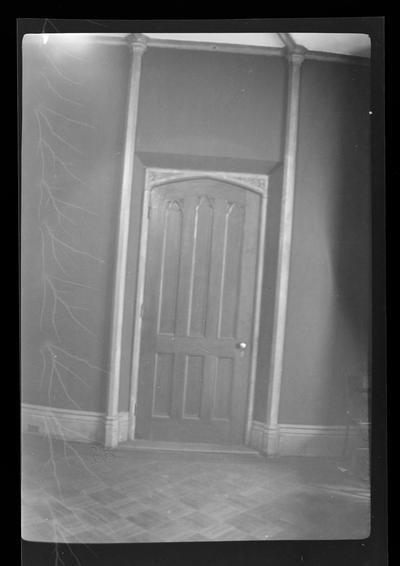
27,36,109,563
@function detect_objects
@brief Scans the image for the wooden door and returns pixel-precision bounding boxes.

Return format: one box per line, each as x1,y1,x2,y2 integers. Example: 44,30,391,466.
135,177,262,445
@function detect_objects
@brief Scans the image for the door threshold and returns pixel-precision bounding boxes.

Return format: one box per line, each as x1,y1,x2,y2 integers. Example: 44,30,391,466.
119,439,260,456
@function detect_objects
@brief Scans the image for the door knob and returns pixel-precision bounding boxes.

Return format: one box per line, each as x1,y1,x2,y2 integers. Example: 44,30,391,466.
236,342,248,350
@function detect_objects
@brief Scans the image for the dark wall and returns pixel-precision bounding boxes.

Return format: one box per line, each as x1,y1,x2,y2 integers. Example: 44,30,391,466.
279,60,371,425
21,35,130,412
136,47,286,163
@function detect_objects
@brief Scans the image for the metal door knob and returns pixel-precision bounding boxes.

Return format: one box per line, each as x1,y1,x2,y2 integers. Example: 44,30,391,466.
236,342,247,350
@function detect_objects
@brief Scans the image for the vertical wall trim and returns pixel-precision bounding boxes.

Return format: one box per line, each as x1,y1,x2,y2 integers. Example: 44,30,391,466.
128,177,152,440
105,34,147,448
245,189,269,444
265,47,305,455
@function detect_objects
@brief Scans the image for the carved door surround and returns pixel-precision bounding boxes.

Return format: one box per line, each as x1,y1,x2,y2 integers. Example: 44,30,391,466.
129,168,269,445
105,37,305,452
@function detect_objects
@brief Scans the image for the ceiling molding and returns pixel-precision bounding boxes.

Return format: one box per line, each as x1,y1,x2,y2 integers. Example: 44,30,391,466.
145,37,284,57
305,50,370,66
278,33,297,51
145,36,370,66
38,33,370,66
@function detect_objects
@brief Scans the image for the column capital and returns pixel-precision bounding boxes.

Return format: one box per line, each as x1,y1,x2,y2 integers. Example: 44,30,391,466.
126,33,148,55
286,45,307,65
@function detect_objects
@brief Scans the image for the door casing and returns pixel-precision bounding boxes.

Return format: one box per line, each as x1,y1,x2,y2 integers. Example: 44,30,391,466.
128,167,269,444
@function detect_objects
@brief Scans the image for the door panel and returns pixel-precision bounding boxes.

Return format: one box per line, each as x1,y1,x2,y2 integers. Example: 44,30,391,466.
183,355,204,418
135,177,262,444
219,203,244,338
158,201,183,335
152,353,174,417
188,197,214,337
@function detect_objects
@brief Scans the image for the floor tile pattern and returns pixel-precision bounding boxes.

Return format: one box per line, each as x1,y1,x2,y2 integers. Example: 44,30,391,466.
21,435,370,543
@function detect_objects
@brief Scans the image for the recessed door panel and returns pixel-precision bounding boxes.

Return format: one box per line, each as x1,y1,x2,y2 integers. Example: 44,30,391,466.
189,197,214,337
152,353,174,417
158,201,183,335
183,355,204,418
218,203,244,339
213,357,234,420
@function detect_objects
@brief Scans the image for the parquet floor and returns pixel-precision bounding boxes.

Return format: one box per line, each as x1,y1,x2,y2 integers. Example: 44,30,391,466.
21,434,370,543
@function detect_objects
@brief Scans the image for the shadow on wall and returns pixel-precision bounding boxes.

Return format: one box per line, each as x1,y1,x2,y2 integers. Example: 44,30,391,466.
328,88,371,414
278,60,371,427
316,81,371,424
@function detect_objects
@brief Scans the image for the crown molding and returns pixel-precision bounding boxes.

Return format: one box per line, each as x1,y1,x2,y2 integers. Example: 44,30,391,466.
305,49,370,66
145,37,370,65
145,37,284,57
278,32,297,51
47,33,370,66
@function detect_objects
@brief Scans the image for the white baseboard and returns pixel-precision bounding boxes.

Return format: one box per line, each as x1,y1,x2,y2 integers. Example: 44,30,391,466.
249,420,356,457
21,406,356,457
21,404,129,444
118,411,129,443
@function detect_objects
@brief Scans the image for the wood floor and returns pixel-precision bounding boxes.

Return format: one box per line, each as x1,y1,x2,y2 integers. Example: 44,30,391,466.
21,434,370,543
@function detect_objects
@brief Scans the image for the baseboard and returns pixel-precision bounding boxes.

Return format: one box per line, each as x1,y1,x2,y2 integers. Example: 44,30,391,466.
21,404,129,444
118,411,129,443
21,406,356,456
249,420,356,457
122,440,260,455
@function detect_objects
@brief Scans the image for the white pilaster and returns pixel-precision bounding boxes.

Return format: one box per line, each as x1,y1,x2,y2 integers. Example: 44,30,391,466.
105,34,147,448
265,47,305,455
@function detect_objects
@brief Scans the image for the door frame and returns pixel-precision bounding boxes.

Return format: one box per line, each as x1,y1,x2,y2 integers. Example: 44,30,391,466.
128,167,269,445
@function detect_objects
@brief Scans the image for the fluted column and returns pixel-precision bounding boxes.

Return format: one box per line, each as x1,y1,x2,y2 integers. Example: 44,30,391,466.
105,34,147,448
264,46,305,455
